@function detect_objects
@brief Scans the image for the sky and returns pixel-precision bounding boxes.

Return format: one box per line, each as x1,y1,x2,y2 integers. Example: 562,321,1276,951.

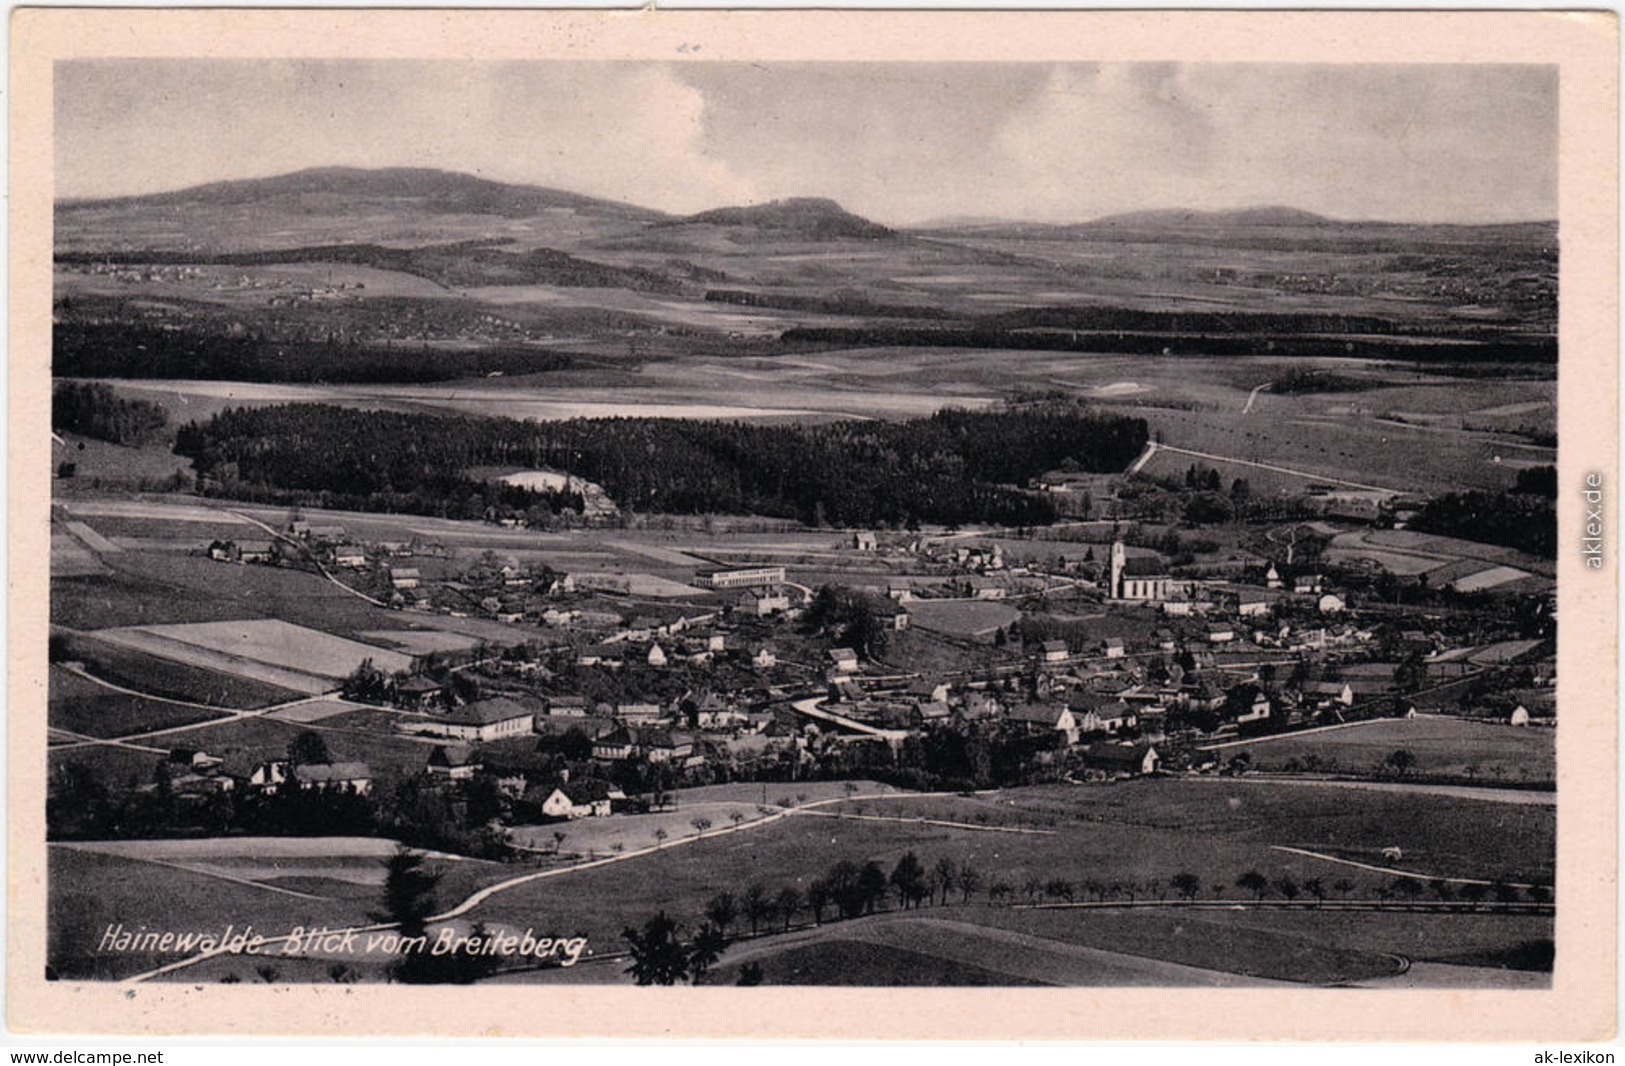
55,60,1557,225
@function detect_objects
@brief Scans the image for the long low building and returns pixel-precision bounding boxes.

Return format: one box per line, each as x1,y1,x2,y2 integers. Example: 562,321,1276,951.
696,566,787,589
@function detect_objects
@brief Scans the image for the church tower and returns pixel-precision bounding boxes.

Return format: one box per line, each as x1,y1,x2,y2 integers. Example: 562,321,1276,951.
1109,540,1126,600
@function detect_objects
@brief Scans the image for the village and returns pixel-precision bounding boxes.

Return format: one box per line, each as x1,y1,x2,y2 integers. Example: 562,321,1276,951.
147,478,1555,842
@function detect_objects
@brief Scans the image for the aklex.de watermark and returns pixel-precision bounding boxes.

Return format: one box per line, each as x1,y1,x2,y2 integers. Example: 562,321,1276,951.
1581,472,1605,569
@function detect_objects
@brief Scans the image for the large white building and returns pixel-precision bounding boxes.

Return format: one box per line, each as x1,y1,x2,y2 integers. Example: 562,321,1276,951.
698,566,787,589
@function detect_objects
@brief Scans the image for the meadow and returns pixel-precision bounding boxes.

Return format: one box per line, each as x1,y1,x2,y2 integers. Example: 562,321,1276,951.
1209,716,1555,784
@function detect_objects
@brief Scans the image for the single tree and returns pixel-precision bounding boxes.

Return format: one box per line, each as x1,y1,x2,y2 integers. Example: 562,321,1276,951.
1171,872,1202,901
1236,870,1270,901
705,891,739,939
890,852,928,910
775,887,804,931
287,730,331,768
933,857,958,906
743,882,773,935
691,817,712,837
1389,876,1425,902
688,922,727,984
622,912,691,986
806,879,831,924
956,864,983,903
1303,878,1327,906
653,827,669,848
1274,876,1301,902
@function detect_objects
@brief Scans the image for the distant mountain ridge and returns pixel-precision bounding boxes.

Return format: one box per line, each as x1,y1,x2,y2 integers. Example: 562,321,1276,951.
677,197,894,240
58,166,669,222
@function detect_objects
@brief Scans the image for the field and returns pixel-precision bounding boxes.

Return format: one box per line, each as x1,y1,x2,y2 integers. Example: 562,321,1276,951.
48,665,229,740
1211,716,1555,783
53,630,302,709
89,620,403,695
48,838,514,980
469,778,1553,985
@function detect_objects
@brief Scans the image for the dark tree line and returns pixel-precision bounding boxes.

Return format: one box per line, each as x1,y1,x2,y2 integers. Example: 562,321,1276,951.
54,320,576,384
1408,488,1556,559
52,382,168,445
174,401,1148,528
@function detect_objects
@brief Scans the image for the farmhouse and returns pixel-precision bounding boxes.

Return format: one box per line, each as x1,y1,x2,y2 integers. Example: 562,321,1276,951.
1040,640,1070,664
1237,592,1271,618
390,567,422,590
426,744,480,779
736,588,791,617
291,761,373,795
829,648,860,673
540,780,616,819
428,697,536,742
238,541,276,564
1082,742,1161,777
1207,622,1236,644
547,695,589,717
332,544,367,568
592,727,637,761
1073,696,1137,735
1102,637,1127,659
1006,703,1079,746
395,675,445,711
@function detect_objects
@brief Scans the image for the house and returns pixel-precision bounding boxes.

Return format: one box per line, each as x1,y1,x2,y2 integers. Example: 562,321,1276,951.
1006,703,1079,746
913,701,952,727
1509,705,1531,726
1237,592,1271,618
390,567,422,590
540,780,615,819
333,544,367,568
1082,742,1161,776
646,643,669,668
829,648,860,673
426,744,480,779
617,703,665,725
592,727,637,761
220,755,286,792
905,679,952,704
1265,563,1283,589
966,575,1006,600
1154,629,1178,652
1102,637,1127,659
1305,681,1356,708
1226,684,1272,724
752,647,778,669
395,675,445,711
548,695,589,718
207,539,238,562
873,599,910,631
238,541,276,564
1206,622,1236,644
736,588,791,617
308,525,346,543
428,697,536,742
290,762,372,795
1073,697,1137,735
1040,640,1070,664
643,730,694,764
1294,574,1324,594
576,644,624,668
853,532,878,551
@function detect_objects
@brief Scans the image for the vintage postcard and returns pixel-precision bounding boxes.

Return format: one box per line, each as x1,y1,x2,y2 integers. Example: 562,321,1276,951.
7,8,1618,1041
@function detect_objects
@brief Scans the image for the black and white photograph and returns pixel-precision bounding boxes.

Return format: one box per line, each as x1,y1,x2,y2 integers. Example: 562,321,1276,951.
10,8,1618,1042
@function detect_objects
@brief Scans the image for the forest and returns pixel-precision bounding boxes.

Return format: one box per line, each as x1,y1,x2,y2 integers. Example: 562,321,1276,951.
54,321,577,383
52,381,168,445
173,401,1149,527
